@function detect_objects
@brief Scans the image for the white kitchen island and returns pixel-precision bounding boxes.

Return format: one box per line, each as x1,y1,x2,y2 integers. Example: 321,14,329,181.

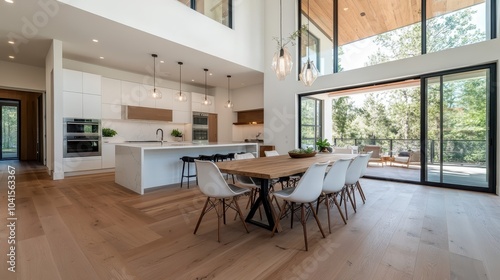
114,142,258,194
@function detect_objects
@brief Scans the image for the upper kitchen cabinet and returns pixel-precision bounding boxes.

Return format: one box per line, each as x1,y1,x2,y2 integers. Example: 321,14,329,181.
154,87,173,109
82,72,101,95
192,92,215,113
121,81,145,106
62,69,102,118
171,91,191,112
63,69,82,92
233,109,264,125
102,77,121,104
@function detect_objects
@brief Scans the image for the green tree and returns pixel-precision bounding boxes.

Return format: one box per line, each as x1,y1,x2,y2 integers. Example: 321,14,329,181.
331,97,356,139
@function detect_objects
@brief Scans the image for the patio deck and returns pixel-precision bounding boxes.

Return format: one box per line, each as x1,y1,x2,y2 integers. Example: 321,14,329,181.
364,162,488,188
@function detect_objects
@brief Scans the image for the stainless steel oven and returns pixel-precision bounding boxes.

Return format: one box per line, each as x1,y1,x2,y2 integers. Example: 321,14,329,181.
192,112,209,143
63,118,101,158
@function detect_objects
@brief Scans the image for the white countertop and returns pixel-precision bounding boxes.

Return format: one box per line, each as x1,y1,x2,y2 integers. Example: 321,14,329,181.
115,141,257,150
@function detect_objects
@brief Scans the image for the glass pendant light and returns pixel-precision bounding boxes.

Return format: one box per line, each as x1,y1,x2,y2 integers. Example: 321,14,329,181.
300,0,318,86
224,75,233,108
176,62,187,102
202,68,212,106
149,54,162,99
271,0,293,80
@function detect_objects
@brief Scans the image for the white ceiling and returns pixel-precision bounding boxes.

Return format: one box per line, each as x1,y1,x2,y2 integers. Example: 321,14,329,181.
0,0,264,89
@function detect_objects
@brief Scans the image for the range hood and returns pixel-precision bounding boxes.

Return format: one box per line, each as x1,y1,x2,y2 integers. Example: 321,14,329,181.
233,109,263,125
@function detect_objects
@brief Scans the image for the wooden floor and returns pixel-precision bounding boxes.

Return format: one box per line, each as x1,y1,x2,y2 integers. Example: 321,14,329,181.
1,161,499,280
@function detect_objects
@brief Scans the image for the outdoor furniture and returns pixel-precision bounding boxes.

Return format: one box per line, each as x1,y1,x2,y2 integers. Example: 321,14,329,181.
332,146,355,154
362,145,383,165
393,150,421,168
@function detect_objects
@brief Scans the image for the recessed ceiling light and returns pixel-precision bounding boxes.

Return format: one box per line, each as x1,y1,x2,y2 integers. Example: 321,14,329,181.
99,56,104,59
343,7,348,11
5,0,14,4
209,73,213,76
8,40,14,44
92,39,99,43
8,55,14,59
191,79,195,82
160,60,164,63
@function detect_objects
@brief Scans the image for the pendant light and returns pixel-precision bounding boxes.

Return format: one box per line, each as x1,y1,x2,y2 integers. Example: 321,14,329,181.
300,0,318,86
176,62,187,102
202,68,212,106
271,0,293,80
149,54,162,99
224,75,233,108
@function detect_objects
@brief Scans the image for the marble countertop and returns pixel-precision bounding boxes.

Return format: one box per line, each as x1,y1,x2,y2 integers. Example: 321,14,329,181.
115,142,258,150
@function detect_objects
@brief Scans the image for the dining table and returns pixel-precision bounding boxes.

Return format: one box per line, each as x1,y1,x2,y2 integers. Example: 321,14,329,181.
215,153,358,231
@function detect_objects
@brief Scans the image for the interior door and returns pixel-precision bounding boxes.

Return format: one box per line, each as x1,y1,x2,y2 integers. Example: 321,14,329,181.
0,100,20,160
423,66,495,191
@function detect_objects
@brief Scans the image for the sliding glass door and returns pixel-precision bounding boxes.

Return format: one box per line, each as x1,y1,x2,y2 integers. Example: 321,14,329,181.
0,100,19,160
423,66,495,190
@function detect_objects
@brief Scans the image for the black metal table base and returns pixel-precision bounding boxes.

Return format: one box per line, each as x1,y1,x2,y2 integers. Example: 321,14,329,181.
245,179,275,230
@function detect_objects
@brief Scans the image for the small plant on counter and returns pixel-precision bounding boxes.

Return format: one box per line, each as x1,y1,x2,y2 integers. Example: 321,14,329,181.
171,129,183,137
102,128,117,137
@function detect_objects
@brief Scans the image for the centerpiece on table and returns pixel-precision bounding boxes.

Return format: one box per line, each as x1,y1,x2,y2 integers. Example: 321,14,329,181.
171,128,183,141
288,147,317,158
316,138,332,153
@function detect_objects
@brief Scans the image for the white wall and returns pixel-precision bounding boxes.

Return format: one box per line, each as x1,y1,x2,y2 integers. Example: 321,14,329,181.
231,83,264,111
59,0,265,72
45,39,64,180
0,61,45,91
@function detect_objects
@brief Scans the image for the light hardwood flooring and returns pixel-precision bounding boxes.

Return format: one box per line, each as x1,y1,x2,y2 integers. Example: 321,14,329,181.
0,161,499,280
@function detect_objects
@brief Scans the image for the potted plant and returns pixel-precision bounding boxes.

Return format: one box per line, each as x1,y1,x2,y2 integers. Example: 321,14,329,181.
102,128,117,143
316,138,332,153
171,129,183,141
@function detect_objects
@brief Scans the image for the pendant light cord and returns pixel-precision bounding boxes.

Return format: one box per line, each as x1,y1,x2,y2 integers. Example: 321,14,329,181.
152,54,157,90
279,0,283,48
204,68,208,101
178,62,183,95
307,0,310,63
227,75,231,101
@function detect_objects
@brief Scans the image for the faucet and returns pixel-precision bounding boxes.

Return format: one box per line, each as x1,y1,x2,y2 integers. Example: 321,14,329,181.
156,128,164,143
255,132,261,139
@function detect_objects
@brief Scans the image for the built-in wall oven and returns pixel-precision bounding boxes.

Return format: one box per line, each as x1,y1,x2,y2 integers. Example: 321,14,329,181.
192,112,209,143
63,118,101,158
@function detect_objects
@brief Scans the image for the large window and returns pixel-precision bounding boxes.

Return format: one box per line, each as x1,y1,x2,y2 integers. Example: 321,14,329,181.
300,97,323,149
178,0,232,28
299,0,495,74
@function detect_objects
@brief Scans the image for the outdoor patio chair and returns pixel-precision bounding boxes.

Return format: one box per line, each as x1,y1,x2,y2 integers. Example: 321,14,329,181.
393,150,420,168
362,145,383,166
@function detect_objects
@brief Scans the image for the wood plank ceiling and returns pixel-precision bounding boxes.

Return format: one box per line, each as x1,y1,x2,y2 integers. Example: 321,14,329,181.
301,0,485,46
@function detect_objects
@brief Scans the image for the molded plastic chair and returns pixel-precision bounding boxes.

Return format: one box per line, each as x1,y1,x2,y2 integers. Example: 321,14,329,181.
271,161,329,251
264,150,300,188
356,151,372,203
233,153,262,218
193,160,250,242
344,155,368,219
318,158,351,233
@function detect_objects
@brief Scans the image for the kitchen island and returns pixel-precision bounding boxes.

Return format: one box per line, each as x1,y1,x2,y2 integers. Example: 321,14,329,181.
114,142,258,194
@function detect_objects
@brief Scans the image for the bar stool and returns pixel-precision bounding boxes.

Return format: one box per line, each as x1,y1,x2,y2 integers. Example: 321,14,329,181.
213,153,234,183
198,154,215,161
180,156,199,189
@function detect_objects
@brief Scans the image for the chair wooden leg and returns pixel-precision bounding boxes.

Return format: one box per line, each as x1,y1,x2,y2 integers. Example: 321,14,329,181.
271,200,288,237
194,197,210,234
309,202,326,239
233,196,249,233
222,198,227,225
290,202,295,229
356,181,366,203
217,199,223,242
333,194,347,225
325,194,332,234
342,188,349,220
301,204,308,251
349,185,357,211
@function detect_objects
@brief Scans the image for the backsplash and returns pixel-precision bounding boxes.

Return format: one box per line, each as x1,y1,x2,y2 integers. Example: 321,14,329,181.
102,119,191,142
232,124,263,141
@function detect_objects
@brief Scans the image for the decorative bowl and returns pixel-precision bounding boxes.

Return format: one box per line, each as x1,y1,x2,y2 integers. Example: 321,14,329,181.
288,151,317,158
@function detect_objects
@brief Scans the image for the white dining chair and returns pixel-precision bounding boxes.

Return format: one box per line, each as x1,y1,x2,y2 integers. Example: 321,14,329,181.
264,150,300,188
319,158,351,233
271,161,329,251
356,151,372,203
344,155,368,219
233,153,262,219
194,160,250,242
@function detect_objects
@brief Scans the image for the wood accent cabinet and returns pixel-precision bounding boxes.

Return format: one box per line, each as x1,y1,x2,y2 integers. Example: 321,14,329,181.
125,105,172,122
208,113,218,142
234,109,264,125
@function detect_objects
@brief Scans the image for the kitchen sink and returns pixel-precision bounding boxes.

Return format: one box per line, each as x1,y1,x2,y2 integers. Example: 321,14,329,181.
126,140,162,143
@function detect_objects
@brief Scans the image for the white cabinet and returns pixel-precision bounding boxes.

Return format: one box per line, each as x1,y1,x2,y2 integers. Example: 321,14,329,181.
63,156,102,172
63,69,82,92
140,85,156,108
101,143,115,168
101,103,121,119
83,94,102,119
154,87,173,109
82,72,101,95
63,69,102,118
172,91,191,111
121,81,145,106
172,110,191,123
63,91,83,118
102,77,121,104
191,92,214,113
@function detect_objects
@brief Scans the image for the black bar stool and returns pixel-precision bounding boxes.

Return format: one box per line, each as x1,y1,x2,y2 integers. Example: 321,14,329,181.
198,154,215,161
214,153,235,183
180,156,199,188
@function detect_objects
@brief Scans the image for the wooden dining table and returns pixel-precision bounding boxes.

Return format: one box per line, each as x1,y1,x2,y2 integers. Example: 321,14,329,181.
216,153,358,230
